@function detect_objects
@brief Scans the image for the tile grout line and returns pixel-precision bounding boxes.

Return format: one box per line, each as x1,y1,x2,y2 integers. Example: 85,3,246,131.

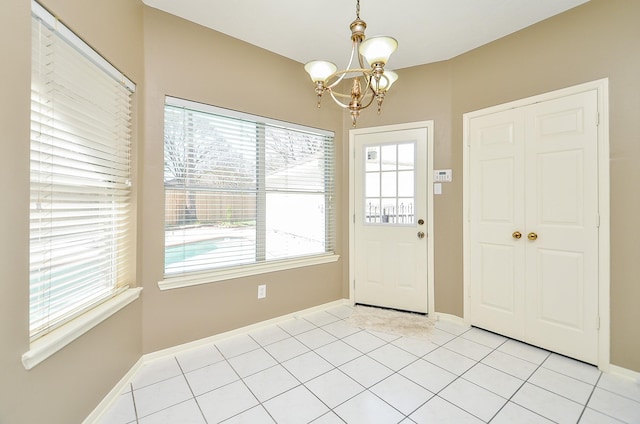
576,371,602,424
424,327,506,423
485,345,550,423
130,359,197,422
129,383,140,424
309,310,428,422
577,372,634,424
326,314,421,422
243,312,360,423
175,354,210,424
227,333,292,423
310,312,399,422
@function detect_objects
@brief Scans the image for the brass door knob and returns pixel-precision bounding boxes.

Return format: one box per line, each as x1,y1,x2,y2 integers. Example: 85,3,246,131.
417,231,425,239
512,231,522,239
528,232,538,240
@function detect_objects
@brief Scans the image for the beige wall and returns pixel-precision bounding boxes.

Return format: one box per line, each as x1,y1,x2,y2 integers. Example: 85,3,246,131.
140,8,345,353
0,0,145,423
2,0,639,422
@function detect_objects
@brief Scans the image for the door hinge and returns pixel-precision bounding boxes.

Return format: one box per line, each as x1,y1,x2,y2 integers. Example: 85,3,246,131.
596,213,600,228
353,214,356,224
596,112,600,126
596,316,600,330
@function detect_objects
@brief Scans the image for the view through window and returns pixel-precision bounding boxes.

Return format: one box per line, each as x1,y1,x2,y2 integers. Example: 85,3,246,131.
164,98,335,277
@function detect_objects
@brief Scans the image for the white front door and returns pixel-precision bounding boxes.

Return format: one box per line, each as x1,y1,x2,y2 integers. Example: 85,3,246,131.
352,126,430,313
467,90,600,364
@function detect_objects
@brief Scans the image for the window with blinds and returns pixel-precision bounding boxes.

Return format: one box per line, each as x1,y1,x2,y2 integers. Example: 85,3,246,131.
164,97,335,278
30,1,135,340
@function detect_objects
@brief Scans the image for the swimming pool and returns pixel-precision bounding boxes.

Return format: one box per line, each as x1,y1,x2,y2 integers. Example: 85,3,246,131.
164,237,256,275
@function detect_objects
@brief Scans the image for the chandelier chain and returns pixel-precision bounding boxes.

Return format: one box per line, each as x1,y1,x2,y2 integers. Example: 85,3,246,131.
356,0,360,19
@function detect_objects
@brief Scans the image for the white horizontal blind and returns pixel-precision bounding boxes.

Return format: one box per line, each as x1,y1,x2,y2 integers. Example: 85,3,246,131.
30,4,135,340
164,98,335,277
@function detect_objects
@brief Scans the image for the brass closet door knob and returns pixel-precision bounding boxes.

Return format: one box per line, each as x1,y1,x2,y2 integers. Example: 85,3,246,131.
528,232,538,240
512,231,522,239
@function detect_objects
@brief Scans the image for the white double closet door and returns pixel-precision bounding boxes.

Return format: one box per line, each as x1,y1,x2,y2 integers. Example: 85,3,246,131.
467,89,600,364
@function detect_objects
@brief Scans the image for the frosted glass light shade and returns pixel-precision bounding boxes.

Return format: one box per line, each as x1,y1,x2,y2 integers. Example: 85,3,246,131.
377,70,398,91
304,60,338,82
359,36,398,65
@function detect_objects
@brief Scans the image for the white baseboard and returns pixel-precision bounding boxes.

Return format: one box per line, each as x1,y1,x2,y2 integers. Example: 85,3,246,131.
82,356,144,424
609,364,640,383
144,299,348,363
433,311,467,326
83,298,350,423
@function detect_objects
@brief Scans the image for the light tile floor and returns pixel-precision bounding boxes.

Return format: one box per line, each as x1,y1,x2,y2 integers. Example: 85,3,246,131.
98,305,640,423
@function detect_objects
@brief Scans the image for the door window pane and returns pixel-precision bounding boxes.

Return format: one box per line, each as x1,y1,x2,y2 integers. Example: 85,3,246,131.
365,198,381,223
365,172,380,198
398,143,415,170
381,172,397,197
398,171,414,197
381,144,397,171
365,146,380,172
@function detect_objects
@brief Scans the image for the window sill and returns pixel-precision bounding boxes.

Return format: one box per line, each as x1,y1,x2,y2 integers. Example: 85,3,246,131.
158,254,341,291
22,287,143,370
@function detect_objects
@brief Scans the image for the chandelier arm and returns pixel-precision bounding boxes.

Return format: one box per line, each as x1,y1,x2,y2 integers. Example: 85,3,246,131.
359,85,378,110
325,68,373,90
361,74,373,96
327,90,352,100
327,89,350,109
326,41,358,90
356,47,368,72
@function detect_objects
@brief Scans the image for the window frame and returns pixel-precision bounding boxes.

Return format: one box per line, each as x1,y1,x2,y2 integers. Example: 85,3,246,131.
159,97,339,290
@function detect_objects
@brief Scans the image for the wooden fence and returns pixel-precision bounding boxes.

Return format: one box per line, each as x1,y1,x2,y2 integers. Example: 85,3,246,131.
165,190,256,226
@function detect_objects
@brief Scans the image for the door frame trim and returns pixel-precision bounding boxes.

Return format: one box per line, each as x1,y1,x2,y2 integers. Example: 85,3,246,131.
462,79,610,370
348,121,435,315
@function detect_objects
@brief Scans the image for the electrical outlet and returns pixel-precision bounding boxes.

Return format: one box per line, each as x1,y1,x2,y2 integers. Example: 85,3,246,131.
257,284,267,299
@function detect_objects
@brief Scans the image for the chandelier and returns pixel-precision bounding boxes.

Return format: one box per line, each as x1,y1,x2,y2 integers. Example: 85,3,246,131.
304,0,398,127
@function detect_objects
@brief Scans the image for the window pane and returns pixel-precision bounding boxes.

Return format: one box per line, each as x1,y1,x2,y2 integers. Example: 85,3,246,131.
365,172,380,198
398,170,414,197
365,198,381,223
381,144,397,171
165,191,257,275
398,199,415,224
398,143,415,170
381,199,397,223
266,193,327,259
381,172,397,197
164,98,335,277
365,146,380,172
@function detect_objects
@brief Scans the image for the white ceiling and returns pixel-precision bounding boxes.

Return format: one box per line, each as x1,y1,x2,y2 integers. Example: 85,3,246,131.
141,0,590,70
